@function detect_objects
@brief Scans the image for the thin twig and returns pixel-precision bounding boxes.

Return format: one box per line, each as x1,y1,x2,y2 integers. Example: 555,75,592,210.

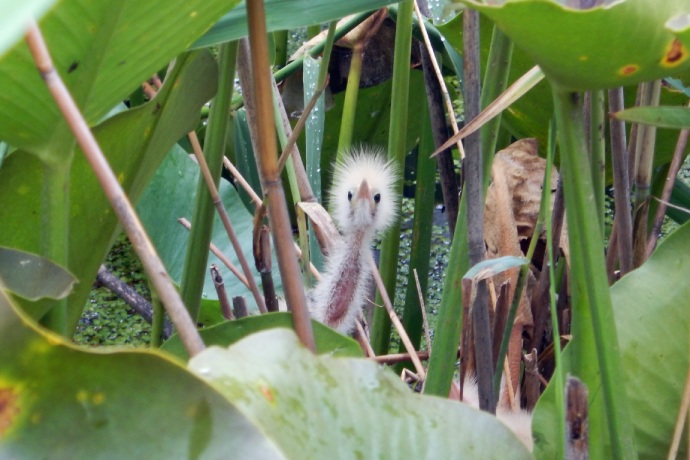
177,217,250,289
413,0,464,159
24,21,205,356
223,157,263,206
210,264,233,320
188,132,267,314
367,253,426,380
355,320,376,357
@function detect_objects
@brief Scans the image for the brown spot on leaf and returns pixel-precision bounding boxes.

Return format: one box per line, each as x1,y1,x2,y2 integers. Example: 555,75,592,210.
259,384,275,404
661,38,688,67
0,387,21,438
619,65,639,76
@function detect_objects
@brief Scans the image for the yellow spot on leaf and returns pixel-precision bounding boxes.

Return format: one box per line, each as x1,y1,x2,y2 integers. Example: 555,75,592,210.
579,55,588,61
190,11,198,18
661,38,688,67
0,386,21,438
92,392,105,405
118,172,125,184
619,64,639,76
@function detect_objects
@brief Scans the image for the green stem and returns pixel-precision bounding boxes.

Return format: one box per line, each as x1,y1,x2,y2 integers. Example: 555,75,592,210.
395,103,436,371
180,43,238,321
150,284,164,348
589,90,606,237
546,118,565,458
552,86,637,459
370,0,413,356
274,30,288,68
480,27,513,179
39,156,72,335
336,43,363,154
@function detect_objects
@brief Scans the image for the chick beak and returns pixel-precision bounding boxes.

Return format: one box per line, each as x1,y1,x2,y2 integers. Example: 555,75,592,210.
355,178,374,208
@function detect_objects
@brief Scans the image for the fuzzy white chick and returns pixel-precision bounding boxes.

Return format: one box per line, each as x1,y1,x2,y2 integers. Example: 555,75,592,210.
309,148,399,334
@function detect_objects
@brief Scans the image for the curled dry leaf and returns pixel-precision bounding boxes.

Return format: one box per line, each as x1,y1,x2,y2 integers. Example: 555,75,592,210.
483,138,564,397
297,201,341,257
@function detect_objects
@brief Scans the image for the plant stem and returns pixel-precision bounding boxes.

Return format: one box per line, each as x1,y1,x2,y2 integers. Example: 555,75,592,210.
180,42,238,321
370,0,414,356
589,89,606,237
552,86,637,459
245,0,315,351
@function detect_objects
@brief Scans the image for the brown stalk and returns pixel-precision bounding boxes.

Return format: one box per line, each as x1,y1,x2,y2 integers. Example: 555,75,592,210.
413,269,432,355
188,131,267,313
245,2,315,351
24,21,205,356
210,264,233,320
667,365,690,460
608,87,634,275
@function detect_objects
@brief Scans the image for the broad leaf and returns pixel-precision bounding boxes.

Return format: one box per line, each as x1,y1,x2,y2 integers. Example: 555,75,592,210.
460,0,690,91
533,221,690,459
190,328,534,459
0,288,282,458
162,312,362,361
0,0,237,156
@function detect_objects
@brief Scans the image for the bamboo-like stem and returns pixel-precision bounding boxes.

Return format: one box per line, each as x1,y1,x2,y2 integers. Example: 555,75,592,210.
552,87,637,459
370,0,414,356
337,42,363,153
607,87,633,276
245,0,315,351
180,42,238,321
24,21,204,357
646,120,690,257
188,132,267,313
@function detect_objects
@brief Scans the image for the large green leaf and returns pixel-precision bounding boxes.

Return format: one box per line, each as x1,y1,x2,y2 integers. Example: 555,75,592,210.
192,0,399,49
460,0,690,91
137,144,278,313
0,51,218,327
190,328,534,459
0,1,56,58
162,312,362,361
0,0,237,156
533,222,690,459
0,287,282,458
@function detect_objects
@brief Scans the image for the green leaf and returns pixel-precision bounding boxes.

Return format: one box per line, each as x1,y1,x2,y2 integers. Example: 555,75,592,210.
0,247,76,301
613,105,690,129
0,50,218,327
461,0,690,91
137,145,279,311
533,221,690,459
0,288,282,458
192,0,398,49
190,328,534,459
0,0,237,156
0,1,56,58
162,312,362,361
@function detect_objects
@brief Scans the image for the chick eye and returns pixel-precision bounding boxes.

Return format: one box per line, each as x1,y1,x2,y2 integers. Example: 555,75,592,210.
373,193,381,204
347,191,353,201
